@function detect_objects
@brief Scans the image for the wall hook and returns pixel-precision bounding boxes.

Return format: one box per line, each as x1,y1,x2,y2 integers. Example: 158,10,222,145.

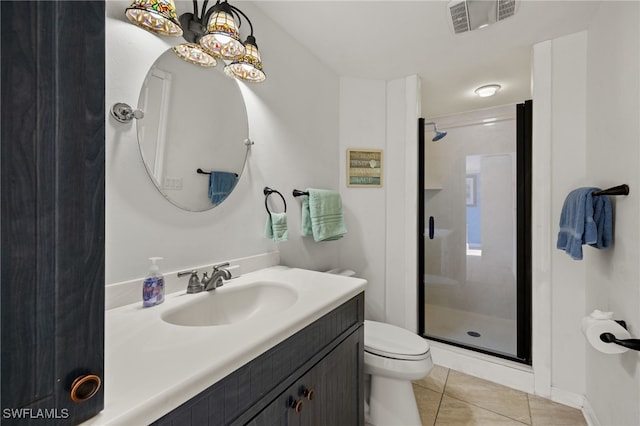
110,102,144,123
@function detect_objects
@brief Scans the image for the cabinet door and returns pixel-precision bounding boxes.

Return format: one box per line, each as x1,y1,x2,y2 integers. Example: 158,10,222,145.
0,1,105,424
304,326,363,426
246,379,302,426
248,327,364,426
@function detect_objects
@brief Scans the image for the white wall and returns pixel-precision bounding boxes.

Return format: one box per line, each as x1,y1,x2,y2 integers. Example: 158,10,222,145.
386,76,420,331
532,31,588,404
533,3,640,422
105,1,343,284
337,78,387,321
338,76,420,326
548,31,589,401
584,2,640,424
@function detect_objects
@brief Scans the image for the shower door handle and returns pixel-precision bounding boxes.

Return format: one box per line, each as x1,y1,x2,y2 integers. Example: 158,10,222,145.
429,216,434,239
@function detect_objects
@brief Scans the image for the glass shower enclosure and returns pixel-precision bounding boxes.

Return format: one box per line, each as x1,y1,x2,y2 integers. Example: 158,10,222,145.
418,102,532,363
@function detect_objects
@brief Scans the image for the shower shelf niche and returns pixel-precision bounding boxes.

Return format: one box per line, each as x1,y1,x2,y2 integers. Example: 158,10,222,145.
425,175,443,190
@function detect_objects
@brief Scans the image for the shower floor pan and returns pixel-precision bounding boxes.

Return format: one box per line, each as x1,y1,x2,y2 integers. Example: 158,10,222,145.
424,303,516,356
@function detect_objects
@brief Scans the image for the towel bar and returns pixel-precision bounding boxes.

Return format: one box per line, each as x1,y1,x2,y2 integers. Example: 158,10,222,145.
292,189,309,197
593,184,629,196
196,168,238,177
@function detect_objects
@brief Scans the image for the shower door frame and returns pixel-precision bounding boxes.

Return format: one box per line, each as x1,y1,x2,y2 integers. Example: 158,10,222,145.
417,100,532,365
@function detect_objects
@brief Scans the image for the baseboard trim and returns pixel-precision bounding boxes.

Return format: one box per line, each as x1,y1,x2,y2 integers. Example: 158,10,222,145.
550,387,584,409
581,397,601,426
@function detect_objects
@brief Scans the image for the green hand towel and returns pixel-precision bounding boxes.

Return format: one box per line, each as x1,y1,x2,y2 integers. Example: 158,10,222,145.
265,212,288,242
303,189,347,242
300,195,313,237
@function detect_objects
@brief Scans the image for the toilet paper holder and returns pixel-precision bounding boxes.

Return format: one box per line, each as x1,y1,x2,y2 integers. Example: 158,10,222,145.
600,321,640,352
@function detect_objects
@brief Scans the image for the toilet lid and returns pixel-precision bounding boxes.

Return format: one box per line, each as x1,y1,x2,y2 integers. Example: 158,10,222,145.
364,320,431,360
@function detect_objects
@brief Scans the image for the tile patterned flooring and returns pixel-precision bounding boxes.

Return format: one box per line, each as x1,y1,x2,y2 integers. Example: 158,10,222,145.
413,365,588,425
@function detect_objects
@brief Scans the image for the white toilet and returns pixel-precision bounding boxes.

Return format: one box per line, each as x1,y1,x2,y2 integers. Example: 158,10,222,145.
364,320,433,426
326,268,433,425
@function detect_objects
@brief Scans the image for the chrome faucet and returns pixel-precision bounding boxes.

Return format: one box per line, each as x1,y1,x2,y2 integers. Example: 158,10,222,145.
177,270,204,294
202,262,231,291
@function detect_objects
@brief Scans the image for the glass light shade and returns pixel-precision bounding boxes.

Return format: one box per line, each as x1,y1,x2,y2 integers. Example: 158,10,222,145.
224,39,266,83
125,0,183,36
199,10,245,60
475,84,501,97
173,43,217,67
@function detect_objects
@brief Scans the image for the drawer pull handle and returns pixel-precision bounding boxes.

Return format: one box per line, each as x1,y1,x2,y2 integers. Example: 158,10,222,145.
70,374,101,403
303,388,315,401
290,399,303,414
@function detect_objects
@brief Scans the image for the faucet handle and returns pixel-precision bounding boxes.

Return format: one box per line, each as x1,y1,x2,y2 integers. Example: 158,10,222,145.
213,262,230,271
177,270,203,294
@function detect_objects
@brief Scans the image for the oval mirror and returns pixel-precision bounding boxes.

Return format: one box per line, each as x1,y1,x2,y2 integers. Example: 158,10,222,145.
136,48,250,211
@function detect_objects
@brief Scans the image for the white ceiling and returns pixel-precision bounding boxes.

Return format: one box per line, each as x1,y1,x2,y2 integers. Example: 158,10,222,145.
251,1,602,117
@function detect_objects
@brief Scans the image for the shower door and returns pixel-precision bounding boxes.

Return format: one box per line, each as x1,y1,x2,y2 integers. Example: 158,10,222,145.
418,101,531,363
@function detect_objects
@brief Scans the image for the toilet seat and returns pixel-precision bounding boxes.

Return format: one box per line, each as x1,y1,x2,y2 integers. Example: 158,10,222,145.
364,320,430,361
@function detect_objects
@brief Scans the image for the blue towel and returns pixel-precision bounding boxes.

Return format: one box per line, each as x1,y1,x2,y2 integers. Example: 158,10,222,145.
590,192,613,249
557,187,612,260
208,172,237,205
301,188,347,242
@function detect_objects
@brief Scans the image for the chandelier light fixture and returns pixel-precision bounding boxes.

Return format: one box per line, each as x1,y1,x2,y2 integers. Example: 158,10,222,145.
223,35,266,83
125,0,183,36
125,0,266,82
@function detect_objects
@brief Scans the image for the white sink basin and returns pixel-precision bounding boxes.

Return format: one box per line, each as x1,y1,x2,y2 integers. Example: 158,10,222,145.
161,281,298,327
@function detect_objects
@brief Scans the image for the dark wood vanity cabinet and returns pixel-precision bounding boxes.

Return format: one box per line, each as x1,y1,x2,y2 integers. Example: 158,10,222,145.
247,328,362,426
152,293,364,426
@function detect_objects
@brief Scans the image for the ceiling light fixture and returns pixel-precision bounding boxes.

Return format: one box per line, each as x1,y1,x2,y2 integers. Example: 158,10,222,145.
125,0,266,82
475,84,501,97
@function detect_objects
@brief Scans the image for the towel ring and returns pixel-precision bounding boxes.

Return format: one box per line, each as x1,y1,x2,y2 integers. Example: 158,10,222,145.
263,187,286,215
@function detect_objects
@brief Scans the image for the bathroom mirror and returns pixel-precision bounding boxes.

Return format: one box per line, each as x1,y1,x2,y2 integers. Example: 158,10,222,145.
137,48,250,211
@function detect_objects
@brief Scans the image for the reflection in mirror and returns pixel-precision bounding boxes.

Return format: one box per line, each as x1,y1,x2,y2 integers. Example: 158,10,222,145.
137,48,250,211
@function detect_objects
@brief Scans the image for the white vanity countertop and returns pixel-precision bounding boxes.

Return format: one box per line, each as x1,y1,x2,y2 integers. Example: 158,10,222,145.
82,266,366,426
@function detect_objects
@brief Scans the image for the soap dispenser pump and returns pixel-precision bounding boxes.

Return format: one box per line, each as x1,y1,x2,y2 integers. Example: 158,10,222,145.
142,257,165,308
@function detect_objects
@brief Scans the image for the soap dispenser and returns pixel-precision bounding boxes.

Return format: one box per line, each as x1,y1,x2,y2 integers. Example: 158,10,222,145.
142,257,165,307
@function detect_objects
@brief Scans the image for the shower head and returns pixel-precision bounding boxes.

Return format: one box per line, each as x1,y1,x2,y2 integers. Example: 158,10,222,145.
424,121,447,141
432,130,447,141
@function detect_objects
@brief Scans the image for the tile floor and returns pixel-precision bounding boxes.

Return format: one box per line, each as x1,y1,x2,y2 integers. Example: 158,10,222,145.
413,365,588,425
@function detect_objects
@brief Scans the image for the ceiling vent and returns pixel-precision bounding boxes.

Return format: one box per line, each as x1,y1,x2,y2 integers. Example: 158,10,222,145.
448,0,517,34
